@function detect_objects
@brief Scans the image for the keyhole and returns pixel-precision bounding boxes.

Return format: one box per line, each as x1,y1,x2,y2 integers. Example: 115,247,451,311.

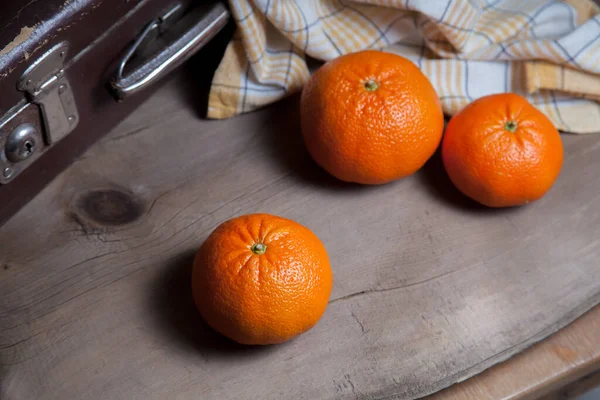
6,124,39,162
22,140,34,156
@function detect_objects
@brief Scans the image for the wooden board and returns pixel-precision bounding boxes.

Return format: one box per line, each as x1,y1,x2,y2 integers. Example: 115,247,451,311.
540,366,600,400
1,72,600,400
429,304,600,400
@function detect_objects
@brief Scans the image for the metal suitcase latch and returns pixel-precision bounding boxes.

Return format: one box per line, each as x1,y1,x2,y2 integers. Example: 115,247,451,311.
0,41,78,184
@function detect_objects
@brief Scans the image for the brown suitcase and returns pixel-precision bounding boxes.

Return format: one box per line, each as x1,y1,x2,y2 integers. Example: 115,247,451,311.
0,0,230,226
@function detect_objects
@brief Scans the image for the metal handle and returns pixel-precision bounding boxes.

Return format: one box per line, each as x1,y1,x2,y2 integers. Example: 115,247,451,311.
110,2,229,100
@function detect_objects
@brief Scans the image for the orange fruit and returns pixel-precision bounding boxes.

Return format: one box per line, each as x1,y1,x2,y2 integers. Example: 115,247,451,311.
300,50,444,184
192,214,332,345
442,93,564,207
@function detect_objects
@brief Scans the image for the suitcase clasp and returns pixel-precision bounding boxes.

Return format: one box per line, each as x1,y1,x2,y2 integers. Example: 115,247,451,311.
0,41,79,184
17,41,79,145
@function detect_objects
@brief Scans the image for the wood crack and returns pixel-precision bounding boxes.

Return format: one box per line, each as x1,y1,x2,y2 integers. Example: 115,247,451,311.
329,268,462,304
350,310,367,334
106,123,158,142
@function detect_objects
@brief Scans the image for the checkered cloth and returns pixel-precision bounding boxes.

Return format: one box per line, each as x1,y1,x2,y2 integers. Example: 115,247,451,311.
208,0,600,134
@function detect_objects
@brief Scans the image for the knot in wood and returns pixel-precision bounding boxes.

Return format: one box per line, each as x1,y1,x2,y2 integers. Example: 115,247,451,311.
77,189,142,226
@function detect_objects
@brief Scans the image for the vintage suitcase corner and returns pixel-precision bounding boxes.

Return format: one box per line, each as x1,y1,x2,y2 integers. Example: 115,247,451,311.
0,0,230,227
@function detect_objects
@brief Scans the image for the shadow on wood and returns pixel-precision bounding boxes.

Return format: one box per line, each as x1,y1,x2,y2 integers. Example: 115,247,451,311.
415,148,514,214
149,250,280,359
251,94,388,194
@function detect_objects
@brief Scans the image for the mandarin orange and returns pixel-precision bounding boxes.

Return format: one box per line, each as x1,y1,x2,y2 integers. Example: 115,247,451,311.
192,214,332,345
442,93,564,207
300,50,444,184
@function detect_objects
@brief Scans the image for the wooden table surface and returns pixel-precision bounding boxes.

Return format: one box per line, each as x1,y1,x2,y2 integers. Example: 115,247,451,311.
1,71,600,400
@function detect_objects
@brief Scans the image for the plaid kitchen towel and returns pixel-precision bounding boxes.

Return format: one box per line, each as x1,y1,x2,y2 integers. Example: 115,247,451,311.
208,0,600,134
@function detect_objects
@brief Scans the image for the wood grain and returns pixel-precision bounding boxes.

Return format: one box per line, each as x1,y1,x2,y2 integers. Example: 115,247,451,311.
1,72,600,400
429,304,600,400
539,367,600,400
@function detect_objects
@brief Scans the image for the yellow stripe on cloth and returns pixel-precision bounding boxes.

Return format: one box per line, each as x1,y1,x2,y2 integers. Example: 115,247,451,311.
526,61,600,102
209,0,600,134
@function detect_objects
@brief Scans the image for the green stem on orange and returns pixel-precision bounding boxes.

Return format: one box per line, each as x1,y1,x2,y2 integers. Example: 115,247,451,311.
251,243,267,255
504,121,518,132
364,79,379,92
